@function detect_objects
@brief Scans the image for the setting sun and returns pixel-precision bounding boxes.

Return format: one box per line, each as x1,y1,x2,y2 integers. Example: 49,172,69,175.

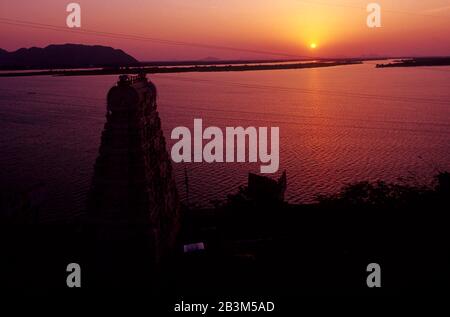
310,43,317,49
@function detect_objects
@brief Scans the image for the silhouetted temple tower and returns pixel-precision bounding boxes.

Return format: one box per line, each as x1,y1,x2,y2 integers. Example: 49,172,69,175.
87,74,180,286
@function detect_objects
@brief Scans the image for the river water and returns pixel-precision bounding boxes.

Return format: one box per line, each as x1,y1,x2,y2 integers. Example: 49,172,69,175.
1,62,450,221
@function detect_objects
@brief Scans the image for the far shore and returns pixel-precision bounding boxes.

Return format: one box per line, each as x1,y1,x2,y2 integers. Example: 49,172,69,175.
0,60,362,77
376,57,450,68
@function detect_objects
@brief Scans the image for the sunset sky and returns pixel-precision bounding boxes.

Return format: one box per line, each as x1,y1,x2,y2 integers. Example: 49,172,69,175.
1,0,450,60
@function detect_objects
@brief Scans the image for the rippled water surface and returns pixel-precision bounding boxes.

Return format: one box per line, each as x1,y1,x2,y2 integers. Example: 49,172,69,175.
1,63,450,221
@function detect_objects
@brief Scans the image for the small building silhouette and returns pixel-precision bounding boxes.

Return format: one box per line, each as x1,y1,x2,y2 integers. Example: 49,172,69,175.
248,171,287,203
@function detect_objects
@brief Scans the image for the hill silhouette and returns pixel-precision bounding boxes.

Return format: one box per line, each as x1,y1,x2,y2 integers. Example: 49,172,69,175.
0,44,139,69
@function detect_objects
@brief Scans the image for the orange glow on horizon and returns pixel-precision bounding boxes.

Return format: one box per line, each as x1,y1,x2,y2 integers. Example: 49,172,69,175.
0,0,449,60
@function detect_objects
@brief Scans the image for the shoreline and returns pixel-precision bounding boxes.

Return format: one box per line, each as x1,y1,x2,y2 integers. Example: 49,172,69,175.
376,57,450,68
0,61,362,77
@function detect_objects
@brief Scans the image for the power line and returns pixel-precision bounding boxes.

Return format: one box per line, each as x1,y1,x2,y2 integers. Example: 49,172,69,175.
0,17,315,59
161,111,450,136
0,1,448,61
2,95,449,136
1,69,450,106
297,0,450,19
153,74,450,106
2,87,450,129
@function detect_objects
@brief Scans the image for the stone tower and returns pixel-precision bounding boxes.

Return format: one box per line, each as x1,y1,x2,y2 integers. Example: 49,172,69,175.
86,74,180,287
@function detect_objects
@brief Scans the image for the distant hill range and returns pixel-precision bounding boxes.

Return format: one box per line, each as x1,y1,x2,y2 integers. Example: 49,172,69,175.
199,56,221,62
0,44,139,69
